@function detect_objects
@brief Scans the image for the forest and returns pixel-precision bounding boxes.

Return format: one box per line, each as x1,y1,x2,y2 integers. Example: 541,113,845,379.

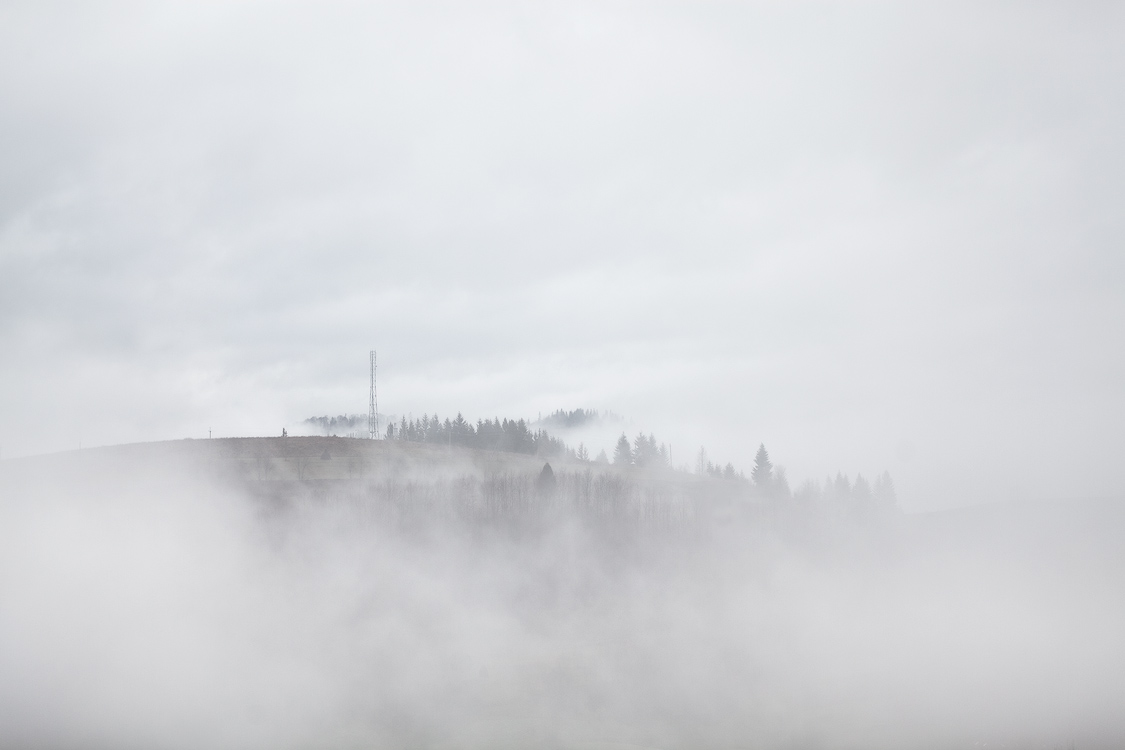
304,411,897,514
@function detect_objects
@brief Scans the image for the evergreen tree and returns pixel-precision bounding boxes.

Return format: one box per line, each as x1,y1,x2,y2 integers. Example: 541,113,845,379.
852,474,872,502
595,448,609,464
576,443,589,462
774,466,791,499
536,462,557,494
696,447,709,475
452,412,469,445
851,474,874,518
873,471,897,510
613,433,632,465
633,432,660,467
752,444,773,489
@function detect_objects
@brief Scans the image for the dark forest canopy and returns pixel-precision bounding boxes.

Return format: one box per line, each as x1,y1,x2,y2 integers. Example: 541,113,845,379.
387,413,570,458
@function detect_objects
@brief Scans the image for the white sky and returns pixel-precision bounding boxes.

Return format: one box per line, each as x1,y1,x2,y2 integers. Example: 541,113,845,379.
1,3,1123,509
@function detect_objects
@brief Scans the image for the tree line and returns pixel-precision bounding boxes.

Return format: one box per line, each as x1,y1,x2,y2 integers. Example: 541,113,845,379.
385,413,571,458
304,414,367,436
303,413,896,511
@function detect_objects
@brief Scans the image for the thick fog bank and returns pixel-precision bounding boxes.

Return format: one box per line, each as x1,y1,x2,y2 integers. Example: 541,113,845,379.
1,453,1123,749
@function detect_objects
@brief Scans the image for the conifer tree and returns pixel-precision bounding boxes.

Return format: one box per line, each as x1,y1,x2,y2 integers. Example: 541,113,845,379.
873,471,897,510
774,466,791,499
752,443,773,489
613,433,632,465
852,474,872,502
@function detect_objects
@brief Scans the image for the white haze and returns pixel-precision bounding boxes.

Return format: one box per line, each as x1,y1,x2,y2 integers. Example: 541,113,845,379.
1,4,1123,746
1,4,1124,509
2,448,1123,749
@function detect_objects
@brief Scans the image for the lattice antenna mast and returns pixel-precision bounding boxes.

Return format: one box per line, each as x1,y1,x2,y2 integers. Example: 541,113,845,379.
368,350,379,439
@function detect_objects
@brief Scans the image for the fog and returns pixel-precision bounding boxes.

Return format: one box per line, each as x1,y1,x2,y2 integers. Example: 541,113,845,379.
2,3,1124,509
2,4,1124,747
2,444,1122,749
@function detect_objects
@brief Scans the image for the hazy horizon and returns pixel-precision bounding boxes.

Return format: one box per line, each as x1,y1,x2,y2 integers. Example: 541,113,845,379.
3,3,1124,510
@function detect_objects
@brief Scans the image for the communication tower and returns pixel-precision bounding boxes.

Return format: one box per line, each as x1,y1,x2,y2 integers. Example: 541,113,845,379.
368,350,379,439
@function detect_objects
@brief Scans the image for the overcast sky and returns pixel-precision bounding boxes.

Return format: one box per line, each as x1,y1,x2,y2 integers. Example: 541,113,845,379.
1,3,1122,509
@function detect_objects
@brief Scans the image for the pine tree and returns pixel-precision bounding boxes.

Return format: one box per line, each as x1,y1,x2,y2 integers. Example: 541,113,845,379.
595,448,609,464
633,432,659,467
774,466,791,499
632,433,647,467
576,443,589,462
613,433,632,465
536,462,557,494
873,471,897,510
852,474,872,502
752,444,773,489
852,474,873,519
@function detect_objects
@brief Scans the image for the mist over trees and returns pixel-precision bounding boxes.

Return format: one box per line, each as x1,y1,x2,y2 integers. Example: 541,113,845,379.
752,443,773,488
536,408,622,430
613,433,631,465
305,411,896,513
792,470,899,520
695,447,747,485
303,414,366,436
2,435,1113,750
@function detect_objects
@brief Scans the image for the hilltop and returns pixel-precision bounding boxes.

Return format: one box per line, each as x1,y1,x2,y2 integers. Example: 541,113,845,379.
0,436,754,533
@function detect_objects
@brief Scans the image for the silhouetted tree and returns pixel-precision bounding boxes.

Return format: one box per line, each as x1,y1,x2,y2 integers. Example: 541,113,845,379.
614,433,632,465
537,462,557,494
633,433,662,467
595,448,609,464
752,444,773,489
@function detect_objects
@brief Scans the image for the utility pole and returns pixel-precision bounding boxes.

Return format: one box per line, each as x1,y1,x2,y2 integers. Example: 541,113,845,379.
368,350,379,440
